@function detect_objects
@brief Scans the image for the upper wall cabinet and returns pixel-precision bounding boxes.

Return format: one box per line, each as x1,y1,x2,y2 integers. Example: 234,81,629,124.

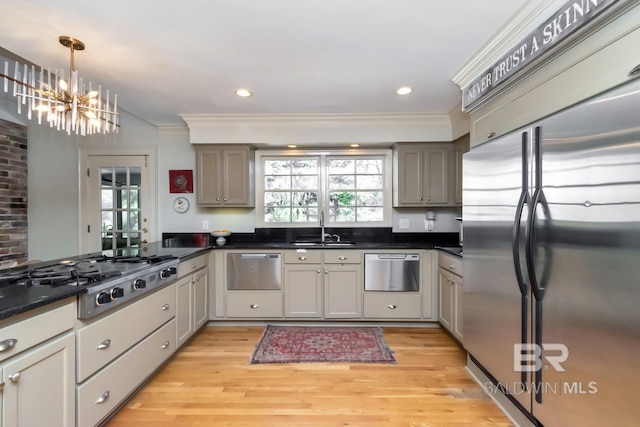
393,143,452,207
195,145,255,207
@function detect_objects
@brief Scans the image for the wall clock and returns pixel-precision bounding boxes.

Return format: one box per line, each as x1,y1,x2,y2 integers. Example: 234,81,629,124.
173,196,190,213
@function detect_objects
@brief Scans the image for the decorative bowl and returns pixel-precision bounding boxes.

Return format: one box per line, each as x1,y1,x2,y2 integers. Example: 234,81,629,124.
211,230,231,237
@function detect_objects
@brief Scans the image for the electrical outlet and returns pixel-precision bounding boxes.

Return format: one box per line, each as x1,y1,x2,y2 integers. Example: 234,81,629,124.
399,218,410,229
202,220,209,230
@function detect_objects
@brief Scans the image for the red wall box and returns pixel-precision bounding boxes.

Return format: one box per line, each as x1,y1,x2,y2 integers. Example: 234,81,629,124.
169,170,193,193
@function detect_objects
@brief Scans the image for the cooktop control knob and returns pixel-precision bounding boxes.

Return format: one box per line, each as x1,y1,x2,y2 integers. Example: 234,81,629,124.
110,287,125,299
133,278,146,290
160,268,172,279
169,266,178,275
96,291,112,306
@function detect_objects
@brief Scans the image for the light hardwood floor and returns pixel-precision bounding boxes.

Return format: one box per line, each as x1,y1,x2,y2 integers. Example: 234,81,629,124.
105,326,513,427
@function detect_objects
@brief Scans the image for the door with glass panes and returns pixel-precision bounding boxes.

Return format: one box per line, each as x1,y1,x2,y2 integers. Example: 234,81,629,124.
87,155,151,252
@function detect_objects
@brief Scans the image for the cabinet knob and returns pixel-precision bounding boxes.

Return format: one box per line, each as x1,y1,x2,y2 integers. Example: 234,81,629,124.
449,264,455,269
223,198,228,202
95,391,110,405
8,372,20,383
628,64,640,76
161,304,170,311
317,269,321,273
419,197,423,201
387,304,397,309
299,256,307,260
338,256,347,261
0,338,17,352
216,198,220,201
192,263,197,269
96,339,111,350
488,132,496,139
427,197,431,201
325,270,328,275
250,304,259,309
161,341,170,349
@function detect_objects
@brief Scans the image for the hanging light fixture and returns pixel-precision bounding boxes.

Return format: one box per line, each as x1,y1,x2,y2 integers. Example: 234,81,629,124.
1,36,118,135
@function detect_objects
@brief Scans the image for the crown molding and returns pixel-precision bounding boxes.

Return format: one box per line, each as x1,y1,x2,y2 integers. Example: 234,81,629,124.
156,123,189,135
180,112,455,145
451,0,566,89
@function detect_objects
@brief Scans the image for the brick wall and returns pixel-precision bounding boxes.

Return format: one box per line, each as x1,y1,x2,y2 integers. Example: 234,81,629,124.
0,119,28,265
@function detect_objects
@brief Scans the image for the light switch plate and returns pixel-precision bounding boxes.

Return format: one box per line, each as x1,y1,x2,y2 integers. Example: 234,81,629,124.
399,218,410,229
202,220,209,230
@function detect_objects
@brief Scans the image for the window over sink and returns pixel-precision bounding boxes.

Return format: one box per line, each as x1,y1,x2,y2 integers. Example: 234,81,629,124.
256,149,392,227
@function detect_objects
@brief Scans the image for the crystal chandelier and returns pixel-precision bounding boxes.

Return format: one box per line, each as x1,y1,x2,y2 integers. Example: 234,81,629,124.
1,36,118,135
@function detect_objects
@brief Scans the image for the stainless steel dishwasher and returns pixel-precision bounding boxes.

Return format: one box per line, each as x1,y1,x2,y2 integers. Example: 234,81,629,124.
227,253,282,290
364,253,420,291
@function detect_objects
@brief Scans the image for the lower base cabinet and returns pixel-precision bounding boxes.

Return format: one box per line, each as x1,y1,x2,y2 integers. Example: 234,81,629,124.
438,252,463,342
76,319,176,427
284,264,322,318
363,292,421,319
176,268,209,348
1,332,75,427
324,264,362,318
226,292,283,318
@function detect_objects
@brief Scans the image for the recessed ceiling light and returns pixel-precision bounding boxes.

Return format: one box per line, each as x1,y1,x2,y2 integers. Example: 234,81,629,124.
235,88,252,97
350,144,360,148
288,144,297,148
396,87,412,95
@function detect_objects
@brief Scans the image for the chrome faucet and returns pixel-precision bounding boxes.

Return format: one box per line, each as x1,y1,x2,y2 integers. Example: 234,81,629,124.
320,210,325,242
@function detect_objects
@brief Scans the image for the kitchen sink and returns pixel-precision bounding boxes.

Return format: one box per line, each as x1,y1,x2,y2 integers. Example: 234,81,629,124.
289,241,356,247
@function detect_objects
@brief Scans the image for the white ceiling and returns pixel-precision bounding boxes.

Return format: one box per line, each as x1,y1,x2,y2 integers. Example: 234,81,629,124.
0,0,528,127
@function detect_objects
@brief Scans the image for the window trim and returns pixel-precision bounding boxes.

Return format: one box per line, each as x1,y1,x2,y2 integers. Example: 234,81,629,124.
255,148,392,228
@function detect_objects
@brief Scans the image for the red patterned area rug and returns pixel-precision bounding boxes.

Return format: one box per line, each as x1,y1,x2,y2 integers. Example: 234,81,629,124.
248,325,396,364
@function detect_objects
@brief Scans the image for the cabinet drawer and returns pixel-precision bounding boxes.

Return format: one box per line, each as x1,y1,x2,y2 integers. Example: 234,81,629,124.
438,253,463,275
76,284,176,382
226,292,283,318
364,293,421,319
284,251,322,264
76,318,175,427
177,253,208,277
0,300,75,363
324,250,361,264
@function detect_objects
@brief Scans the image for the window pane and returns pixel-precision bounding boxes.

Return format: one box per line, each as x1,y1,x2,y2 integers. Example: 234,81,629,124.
292,207,317,222
292,175,317,190
292,159,318,175
101,212,113,231
265,176,291,190
356,175,382,189
328,159,355,174
115,168,127,188
101,168,113,187
331,207,355,222
130,167,142,187
357,207,384,222
265,160,290,175
330,191,356,207
356,159,383,174
329,175,355,190
291,191,318,207
357,191,383,206
101,189,113,209
129,189,139,209
129,210,140,230
265,192,290,207
265,207,291,222
120,189,129,209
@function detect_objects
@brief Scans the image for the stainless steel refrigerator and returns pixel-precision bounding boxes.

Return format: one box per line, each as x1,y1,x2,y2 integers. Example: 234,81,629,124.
463,76,640,426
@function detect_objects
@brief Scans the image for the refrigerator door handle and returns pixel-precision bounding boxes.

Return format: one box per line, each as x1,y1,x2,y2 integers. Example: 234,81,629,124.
512,131,530,385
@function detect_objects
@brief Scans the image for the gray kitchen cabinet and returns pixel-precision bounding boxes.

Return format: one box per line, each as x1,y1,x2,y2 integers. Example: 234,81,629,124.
453,136,469,205
323,251,362,319
283,251,323,318
393,143,451,207
195,145,255,207
363,292,421,319
0,299,76,427
438,252,463,342
176,254,209,348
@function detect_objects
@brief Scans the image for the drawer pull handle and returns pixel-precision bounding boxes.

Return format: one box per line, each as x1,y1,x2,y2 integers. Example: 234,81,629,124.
192,263,197,269
161,341,170,349
338,256,347,260
449,264,455,269
96,339,111,350
95,391,110,405
161,304,170,311
8,372,20,382
299,256,307,260
250,304,259,309
387,304,397,309
488,132,496,139
629,64,640,76
0,338,17,352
